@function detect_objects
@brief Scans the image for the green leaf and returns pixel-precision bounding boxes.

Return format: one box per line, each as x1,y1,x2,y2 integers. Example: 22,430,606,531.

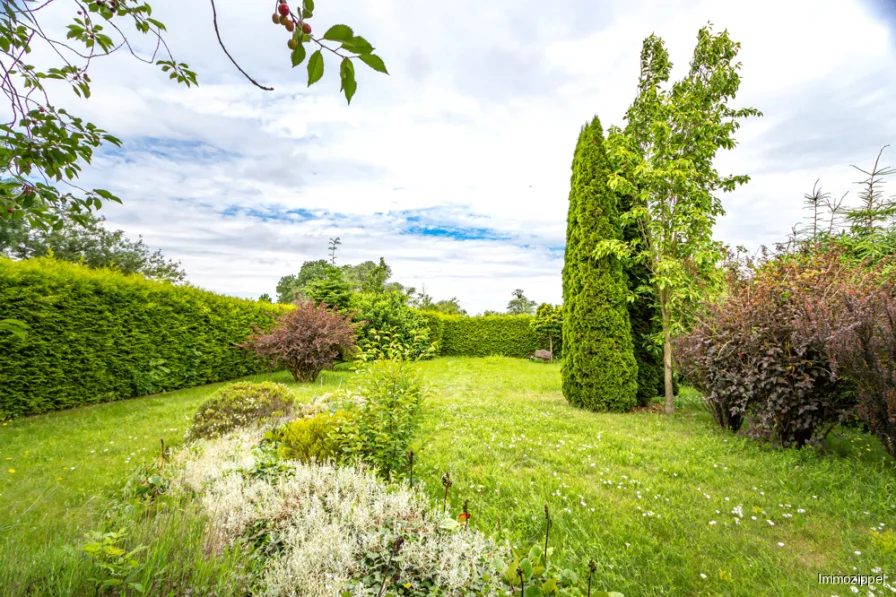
341,35,374,55
504,559,521,585
0,319,29,340
358,54,388,74
541,578,559,595
303,0,315,12
527,544,544,564
291,42,307,68
524,586,543,597
323,24,353,42
519,558,533,581
307,50,324,86
339,58,356,104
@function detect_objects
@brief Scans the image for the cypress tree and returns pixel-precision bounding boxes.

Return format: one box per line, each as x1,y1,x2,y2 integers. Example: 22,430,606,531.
561,116,639,411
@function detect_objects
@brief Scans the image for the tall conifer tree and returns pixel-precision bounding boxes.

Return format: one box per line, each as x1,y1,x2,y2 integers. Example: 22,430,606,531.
561,116,638,411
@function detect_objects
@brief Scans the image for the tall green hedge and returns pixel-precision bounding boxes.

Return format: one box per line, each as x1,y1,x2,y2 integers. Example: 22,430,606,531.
418,312,544,358
417,310,445,350
561,116,638,412
0,258,289,419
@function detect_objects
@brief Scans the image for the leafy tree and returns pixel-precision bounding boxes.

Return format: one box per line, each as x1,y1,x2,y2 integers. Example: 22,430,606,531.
601,25,761,414
0,210,185,283
562,116,638,412
410,289,435,310
276,259,335,303
612,162,664,406
304,268,353,311
342,257,392,294
1,2,386,231
481,310,503,316
275,275,301,304
506,289,537,315
410,288,466,315
431,298,467,316
258,293,273,303
384,281,412,296
530,303,562,357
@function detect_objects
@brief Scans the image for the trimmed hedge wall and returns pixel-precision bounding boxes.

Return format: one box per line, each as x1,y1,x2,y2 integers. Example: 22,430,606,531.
0,258,289,419
418,311,545,358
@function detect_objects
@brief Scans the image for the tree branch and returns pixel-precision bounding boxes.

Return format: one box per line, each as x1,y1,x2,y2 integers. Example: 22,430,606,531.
209,0,273,91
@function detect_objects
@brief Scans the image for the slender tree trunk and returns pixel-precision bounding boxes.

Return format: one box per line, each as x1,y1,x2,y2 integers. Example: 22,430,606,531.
549,336,553,362
659,288,674,415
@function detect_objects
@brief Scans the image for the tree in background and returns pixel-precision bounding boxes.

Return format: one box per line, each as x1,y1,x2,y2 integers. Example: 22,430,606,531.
562,116,638,412
0,210,185,283
304,268,353,311
845,146,896,237
343,257,391,294
258,293,273,303
276,259,335,303
430,298,467,316
328,237,342,265
277,255,397,304
506,289,537,315
530,303,562,358
601,25,761,414
408,287,466,314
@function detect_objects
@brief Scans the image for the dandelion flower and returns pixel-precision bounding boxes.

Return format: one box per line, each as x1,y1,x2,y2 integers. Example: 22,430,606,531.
7,469,14,474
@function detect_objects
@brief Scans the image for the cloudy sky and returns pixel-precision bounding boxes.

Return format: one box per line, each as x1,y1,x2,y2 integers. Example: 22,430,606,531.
28,0,896,314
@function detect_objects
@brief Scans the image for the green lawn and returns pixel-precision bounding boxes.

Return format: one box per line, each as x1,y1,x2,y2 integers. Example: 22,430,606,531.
2,356,895,596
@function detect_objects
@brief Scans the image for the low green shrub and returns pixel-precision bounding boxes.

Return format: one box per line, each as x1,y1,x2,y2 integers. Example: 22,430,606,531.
274,410,351,463
352,292,436,359
185,382,294,441
334,357,426,480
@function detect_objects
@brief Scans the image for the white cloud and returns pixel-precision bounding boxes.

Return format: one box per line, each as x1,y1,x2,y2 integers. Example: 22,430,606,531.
15,0,896,314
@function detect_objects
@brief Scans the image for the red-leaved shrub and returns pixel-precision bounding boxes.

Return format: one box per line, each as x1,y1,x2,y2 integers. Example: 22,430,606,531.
806,273,896,456
676,247,856,447
241,300,358,382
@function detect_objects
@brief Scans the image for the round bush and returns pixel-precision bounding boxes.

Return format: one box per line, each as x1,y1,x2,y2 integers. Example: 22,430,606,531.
275,410,351,463
186,382,294,441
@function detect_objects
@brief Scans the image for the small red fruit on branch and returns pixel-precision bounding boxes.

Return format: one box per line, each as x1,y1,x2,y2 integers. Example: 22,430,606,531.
277,3,289,16
302,22,312,34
